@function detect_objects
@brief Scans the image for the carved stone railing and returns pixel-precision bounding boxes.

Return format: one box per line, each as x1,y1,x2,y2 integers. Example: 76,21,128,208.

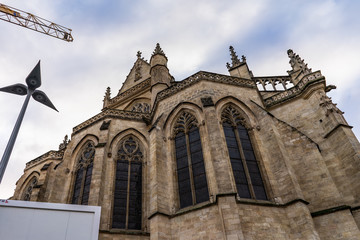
108,78,151,106
73,109,151,134
254,76,294,91
25,150,64,170
263,71,324,107
154,71,256,106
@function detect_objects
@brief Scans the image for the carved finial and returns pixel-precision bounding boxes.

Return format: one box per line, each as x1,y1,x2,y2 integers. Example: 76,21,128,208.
104,87,111,99
230,46,241,66
59,135,70,150
287,49,312,74
227,46,245,70
152,43,166,57
103,87,111,108
136,51,142,58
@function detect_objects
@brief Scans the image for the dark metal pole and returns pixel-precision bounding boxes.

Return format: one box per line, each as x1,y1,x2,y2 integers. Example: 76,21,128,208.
0,90,32,183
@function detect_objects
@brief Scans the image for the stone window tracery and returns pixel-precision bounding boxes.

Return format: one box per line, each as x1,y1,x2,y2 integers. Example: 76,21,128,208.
131,102,150,113
221,105,267,200
174,112,209,209
22,176,38,201
71,141,95,205
113,136,143,230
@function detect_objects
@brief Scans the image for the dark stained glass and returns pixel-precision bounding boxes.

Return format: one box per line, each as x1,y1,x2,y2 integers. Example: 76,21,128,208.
113,160,128,229
128,162,142,230
237,126,267,200
81,162,93,205
71,141,95,205
188,128,209,204
71,168,83,204
223,125,251,198
113,136,143,230
175,132,193,208
222,106,267,201
174,112,210,209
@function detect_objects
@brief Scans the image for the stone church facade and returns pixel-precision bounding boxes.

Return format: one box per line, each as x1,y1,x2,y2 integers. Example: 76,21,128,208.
12,44,360,239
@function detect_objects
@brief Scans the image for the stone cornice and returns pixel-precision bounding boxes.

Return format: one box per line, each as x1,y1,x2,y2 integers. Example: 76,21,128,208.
153,71,256,108
107,78,151,109
72,109,151,135
25,150,64,170
262,71,324,108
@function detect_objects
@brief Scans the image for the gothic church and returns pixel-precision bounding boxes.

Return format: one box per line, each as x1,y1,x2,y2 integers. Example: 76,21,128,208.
12,44,360,239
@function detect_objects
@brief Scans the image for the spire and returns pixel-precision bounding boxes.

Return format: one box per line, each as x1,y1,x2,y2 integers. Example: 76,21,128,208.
226,46,246,70
103,87,111,108
104,86,111,99
287,49,312,74
152,43,166,58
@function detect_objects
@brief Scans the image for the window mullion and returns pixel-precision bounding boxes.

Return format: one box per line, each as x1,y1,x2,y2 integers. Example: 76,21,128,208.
233,126,256,199
78,166,87,204
185,132,196,205
125,160,131,229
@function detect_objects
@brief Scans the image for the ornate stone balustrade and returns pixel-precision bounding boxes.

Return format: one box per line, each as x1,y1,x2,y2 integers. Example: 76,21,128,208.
25,150,64,170
73,109,151,134
263,71,324,107
254,76,294,91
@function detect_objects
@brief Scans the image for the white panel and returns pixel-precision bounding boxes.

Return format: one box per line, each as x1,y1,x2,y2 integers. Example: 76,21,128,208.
27,209,69,240
66,212,94,240
0,200,100,240
0,207,34,240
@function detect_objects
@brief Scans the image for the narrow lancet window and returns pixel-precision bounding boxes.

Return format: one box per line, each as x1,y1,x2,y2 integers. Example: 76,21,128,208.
222,105,267,200
174,112,209,208
113,136,142,230
71,141,95,205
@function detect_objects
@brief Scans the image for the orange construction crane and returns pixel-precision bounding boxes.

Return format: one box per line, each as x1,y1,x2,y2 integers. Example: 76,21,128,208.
0,3,73,42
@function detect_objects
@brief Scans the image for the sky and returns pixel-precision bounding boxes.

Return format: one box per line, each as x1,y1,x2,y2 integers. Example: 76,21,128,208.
0,0,359,199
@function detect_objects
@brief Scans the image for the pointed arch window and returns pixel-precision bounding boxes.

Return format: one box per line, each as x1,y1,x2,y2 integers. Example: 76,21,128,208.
71,141,95,205
174,112,209,209
22,176,38,201
221,105,267,200
113,136,142,230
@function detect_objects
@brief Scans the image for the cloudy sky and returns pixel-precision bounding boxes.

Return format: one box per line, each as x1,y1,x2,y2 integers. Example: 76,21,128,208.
0,0,359,199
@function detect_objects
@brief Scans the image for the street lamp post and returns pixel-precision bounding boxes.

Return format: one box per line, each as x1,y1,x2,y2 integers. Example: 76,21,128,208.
0,61,58,183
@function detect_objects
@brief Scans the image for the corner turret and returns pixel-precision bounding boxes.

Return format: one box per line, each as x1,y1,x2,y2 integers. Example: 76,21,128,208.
150,43,172,107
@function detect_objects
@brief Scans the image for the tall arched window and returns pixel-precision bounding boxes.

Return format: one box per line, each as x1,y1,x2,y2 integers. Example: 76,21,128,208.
174,112,209,209
71,141,95,205
113,136,142,230
221,105,267,200
22,176,38,201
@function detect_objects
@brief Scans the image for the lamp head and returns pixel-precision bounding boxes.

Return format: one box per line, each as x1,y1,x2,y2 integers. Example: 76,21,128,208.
26,60,42,90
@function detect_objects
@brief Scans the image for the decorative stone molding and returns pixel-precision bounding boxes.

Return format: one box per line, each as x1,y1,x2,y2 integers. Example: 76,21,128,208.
25,150,64,170
110,78,151,106
154,71,256,108
73,109,151,134
131,102,150,113
263,71,324,107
